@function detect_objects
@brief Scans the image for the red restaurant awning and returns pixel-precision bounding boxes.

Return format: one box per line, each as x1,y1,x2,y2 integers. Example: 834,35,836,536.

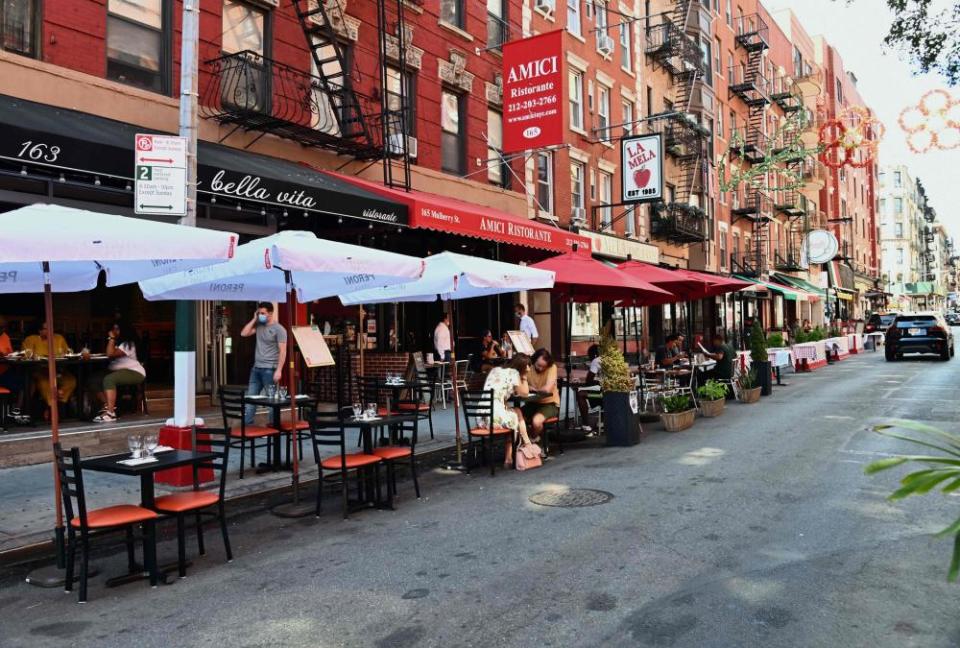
321,170,591,254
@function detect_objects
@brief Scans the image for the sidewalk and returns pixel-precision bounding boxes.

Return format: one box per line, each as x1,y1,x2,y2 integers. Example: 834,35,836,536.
0,404,469,555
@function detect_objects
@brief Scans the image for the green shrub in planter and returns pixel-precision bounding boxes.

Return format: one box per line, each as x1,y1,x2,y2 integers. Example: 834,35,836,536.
767,332,785,348
662,394,693,413
660,394,696,431
599,335,643,446
697,380,727,401
739,369,758,389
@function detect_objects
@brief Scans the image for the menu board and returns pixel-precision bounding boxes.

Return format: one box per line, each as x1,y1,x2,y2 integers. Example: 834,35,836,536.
507,330,535,355
292,326,335,368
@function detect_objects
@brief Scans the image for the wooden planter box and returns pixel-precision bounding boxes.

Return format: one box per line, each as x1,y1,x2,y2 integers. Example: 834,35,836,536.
741,387,761,404
660,409,696,432
699,398,726,418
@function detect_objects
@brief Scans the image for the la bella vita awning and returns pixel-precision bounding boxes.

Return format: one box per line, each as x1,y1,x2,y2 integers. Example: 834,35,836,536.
323,170,592,254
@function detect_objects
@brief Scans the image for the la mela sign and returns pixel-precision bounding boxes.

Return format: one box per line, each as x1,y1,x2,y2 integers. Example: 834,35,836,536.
621,134,663,204
501,30,564,154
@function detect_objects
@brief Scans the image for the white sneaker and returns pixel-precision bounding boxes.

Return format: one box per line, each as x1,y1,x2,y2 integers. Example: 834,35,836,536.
93,410,117,423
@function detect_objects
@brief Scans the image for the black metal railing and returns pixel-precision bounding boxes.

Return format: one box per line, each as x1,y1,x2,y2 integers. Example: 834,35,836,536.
728,64,770,106
651,202,708,244
201,51,383,159
645,17,704,76
648,111,709,159
734,13,770,52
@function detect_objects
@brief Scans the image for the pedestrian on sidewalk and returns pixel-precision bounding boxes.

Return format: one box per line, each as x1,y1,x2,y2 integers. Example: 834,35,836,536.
241,302,286,424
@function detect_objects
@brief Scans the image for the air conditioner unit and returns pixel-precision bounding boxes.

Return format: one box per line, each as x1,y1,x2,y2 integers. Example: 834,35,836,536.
534,0,555,15
571,207,586,225
597,34,614,55
388,133,418,158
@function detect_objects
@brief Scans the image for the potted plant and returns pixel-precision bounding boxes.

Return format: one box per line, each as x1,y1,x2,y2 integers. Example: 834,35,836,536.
767,332,785,348
696,380,727,418
750,320,772,396
739,368,761,403
600,335,643,446
660,394,696,432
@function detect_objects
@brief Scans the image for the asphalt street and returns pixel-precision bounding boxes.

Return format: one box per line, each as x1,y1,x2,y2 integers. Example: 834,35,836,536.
2,348,960,647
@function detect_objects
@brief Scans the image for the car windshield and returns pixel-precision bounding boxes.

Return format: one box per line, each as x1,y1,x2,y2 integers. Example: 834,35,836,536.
895,316,937,328
879,315,896,326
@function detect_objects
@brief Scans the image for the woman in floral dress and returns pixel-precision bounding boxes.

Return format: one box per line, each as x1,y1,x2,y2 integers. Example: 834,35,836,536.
482,353,534,467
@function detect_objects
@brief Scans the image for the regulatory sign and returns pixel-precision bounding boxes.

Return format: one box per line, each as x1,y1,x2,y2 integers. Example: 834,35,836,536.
621,134,663,203
134,134,187,216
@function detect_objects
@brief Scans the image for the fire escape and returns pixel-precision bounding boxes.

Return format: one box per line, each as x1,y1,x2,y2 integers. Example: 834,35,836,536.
771,75,807,272
728,13,770,277
201,0,412,189
645,1,709,244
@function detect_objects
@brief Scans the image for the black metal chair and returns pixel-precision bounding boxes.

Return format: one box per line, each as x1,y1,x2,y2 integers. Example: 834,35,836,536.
219,385,279,479
151,428,232,578
371,413,421,500
395,378,435,440
461,389,515,476
54,443,159,602
308,406,383,519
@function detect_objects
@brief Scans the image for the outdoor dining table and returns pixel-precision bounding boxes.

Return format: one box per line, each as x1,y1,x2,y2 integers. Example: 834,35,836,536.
342,412,416,510
0,353,111,419
243,393,315,473
80,448,215,585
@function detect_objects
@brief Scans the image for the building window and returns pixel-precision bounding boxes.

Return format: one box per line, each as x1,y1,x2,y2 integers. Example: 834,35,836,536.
714,37,722,78
441,90,465,174
2,0,39,57
879,198,886,215
487,0,507,51
619,21,631,70
595,1,609,51
835,77,843,104
599,171,613,229
725,0,732,26
385,66,416,137
567,0,581,36
894,197,903,214
719,228,728,267
487,109,508,187
793,46,803,77
622,99,634,136
897,247,904,264
440,0,465,29
107,0,168,93
222,0,266,54
536,151,553,214
894,170,902,187
597,85,610,141
569,70,584,130
571,161,585,221
727,52,734,84
699,37,712,80
646,86,653,117
717,107,724,140
309,36,348,135
625,204,635,236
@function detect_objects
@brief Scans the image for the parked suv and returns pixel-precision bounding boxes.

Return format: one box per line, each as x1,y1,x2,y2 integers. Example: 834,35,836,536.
885,312,955,361
946,312,960,326
865,312,898,335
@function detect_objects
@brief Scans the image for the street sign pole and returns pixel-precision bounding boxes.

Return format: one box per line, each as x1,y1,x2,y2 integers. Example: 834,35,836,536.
175,0,200,428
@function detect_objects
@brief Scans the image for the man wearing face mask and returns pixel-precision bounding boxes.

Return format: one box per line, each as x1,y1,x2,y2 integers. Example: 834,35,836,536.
240,302,287,424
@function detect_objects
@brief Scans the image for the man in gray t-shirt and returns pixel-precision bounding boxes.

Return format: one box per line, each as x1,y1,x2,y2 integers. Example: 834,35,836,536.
241,302,288,423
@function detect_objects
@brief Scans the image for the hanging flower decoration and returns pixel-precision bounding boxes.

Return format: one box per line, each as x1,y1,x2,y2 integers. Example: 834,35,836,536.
818,106,884,169
899,89,960,154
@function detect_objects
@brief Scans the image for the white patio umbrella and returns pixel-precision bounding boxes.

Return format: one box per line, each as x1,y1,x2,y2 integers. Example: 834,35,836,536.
340,252,556,469
0,203,238,577
139,230,425,515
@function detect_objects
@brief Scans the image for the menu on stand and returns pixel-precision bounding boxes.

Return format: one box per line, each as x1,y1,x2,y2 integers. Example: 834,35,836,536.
507,330,535,356
292,326,336,368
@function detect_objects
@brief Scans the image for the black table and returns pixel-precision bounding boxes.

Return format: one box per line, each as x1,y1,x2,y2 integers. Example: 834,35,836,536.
244,394,315,473
369,379,418,412
342,413,416,509
81,449,215,584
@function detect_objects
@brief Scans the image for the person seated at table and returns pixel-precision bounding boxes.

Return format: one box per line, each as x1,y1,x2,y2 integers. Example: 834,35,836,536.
576,344,602,435
482,353,535,468
524,349,560,443
477,329,504,372
704,332,736,389
22,321,76,417
88,321,146,423
0,316,23,396
801,319,813,333
655,335,684,368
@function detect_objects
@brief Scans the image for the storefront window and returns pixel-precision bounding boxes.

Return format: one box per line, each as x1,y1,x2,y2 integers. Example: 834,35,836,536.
107,0,167,93
441,90,465,175
571,303,600,337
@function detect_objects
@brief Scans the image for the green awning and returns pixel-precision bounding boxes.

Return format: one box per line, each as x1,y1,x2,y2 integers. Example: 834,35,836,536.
771,273,827,300
733,275,808,301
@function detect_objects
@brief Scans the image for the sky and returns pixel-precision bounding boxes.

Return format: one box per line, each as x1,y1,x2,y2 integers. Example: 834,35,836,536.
766,0,959,237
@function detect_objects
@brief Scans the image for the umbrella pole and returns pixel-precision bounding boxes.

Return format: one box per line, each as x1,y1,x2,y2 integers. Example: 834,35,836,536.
272,273,312,518
566,300,573,430
358,306,365,375
444,300,467,472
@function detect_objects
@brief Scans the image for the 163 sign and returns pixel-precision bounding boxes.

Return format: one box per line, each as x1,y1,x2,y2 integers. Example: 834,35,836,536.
621,134,663,204
502,30,564,154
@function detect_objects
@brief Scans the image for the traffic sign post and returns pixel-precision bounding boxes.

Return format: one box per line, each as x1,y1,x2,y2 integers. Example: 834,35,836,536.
134,134,187,216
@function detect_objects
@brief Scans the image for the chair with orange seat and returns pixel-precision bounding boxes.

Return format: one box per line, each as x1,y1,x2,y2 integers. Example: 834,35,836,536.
151,427,232,579
461,389,515,476
393,379,434,441
371,413,420,500
54,443,159,603
219,386,280,479
309,407,383,519
0,386,9,431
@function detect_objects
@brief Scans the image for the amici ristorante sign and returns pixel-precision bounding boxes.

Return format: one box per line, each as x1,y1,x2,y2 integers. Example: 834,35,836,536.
501,30,565,154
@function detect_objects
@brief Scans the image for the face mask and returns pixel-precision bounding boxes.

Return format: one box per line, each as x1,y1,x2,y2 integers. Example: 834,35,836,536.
257,314,268,325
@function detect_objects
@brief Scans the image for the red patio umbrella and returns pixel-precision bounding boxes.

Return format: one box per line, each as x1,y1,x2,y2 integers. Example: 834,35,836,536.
531,252,673,304
617,260,708,304
672,268,753,298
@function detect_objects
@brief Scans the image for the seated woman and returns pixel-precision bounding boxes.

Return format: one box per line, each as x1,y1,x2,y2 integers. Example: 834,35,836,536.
477,329,505,372
576,344,601,434
481,353,535,468
524,348,560,442
23,321,76,418
89,321,146,423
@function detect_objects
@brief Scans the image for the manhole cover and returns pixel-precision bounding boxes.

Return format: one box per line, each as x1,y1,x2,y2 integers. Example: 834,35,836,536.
529,488,614,508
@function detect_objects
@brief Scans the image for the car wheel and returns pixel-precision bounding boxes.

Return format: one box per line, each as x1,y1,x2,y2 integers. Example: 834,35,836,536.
943,349,952,361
